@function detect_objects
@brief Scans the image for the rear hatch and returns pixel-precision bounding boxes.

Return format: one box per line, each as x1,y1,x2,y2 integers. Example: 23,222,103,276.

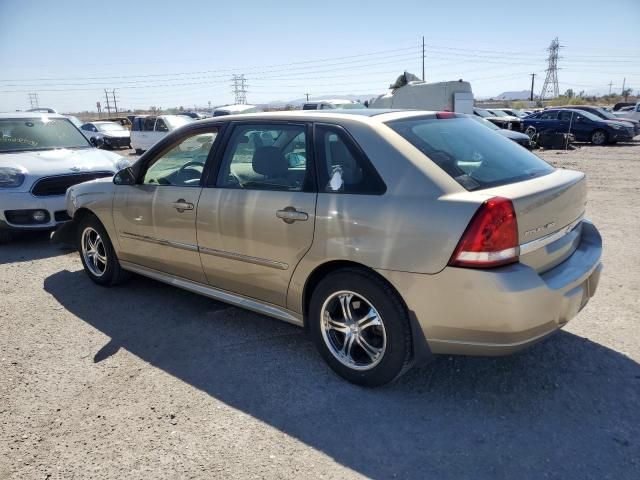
480,169,586,273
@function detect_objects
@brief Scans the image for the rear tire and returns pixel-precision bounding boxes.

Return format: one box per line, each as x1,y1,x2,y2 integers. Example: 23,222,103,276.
77,214,129,286
309,268,413,387
591,129,608,145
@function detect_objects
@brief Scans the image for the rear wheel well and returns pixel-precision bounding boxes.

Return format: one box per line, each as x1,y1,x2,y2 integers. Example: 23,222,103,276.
302,260,408,328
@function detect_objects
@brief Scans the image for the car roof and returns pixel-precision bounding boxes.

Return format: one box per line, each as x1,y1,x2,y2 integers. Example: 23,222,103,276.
0,112,67,119
188,109,440,125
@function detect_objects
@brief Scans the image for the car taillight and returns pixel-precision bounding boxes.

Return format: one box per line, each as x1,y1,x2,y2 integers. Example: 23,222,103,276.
449,197,519,268
436,111,456,119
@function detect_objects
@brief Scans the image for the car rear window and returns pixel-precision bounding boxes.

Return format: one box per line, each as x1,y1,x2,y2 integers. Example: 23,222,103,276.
386,116,553,191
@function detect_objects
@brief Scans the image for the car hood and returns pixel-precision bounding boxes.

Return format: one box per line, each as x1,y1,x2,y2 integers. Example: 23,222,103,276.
497,129,530,140
1,148,124,192
101,131,130,138
603,120,635,128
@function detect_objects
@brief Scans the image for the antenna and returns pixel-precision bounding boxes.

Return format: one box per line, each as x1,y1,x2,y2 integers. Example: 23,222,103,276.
539,37,561,100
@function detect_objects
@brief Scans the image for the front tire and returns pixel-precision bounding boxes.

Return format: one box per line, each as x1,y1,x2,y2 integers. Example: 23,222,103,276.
77,215,129,286
309,269,412,387
591,129,608,145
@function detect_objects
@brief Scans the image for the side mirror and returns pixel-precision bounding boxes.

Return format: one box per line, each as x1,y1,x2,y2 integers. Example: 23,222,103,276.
90,136,105,148
113,167,136,186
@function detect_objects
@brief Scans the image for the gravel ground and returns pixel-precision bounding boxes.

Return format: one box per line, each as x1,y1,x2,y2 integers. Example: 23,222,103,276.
1,143,639,480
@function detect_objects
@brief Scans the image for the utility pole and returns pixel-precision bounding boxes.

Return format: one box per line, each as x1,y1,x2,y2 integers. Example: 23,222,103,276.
622,77,626,95
111,89,118,114
28,93,39,109
422,36,425,81
305,93,310,101
540,37,561,100
530,73,536,101
104,89,112,116
608,81,613,95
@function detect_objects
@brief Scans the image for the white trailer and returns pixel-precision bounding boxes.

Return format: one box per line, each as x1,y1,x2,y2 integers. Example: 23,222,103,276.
370,80,474,114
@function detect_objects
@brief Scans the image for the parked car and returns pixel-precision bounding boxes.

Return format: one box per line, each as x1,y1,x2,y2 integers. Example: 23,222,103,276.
0,112,129,242
130,114,193,153
473,107,515,130
55,110,602,386
469,115,532,148
486,109,523,130
80,121,131,149
212,104,260,117
495,108,528,119
302,99,366,110
177,111,207,119
559,105,640,136
523,108,635,145
612,102,640,121
94,117,133,130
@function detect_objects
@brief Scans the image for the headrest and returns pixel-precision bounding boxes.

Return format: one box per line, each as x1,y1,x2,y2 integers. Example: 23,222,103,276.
252,146,288,177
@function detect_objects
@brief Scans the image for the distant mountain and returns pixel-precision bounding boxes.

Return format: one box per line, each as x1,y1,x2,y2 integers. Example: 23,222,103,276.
494,90,533,101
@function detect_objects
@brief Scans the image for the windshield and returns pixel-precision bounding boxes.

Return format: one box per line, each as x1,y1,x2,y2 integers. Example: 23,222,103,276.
469,115,500,130
0,117,90,152
571,110,601,122
595,108,617,120
96,122,126,132
489,110,509,117
66,116,84,128
474,109,493,118
164,115,194,130
335,102,365,109
387,116,553,191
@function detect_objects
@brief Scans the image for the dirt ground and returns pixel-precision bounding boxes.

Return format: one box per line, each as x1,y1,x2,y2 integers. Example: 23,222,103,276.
1,142,639,480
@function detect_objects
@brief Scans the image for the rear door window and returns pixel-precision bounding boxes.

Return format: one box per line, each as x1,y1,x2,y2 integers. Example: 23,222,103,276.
387,116,553,191
314,125,385,194
143,117,156,131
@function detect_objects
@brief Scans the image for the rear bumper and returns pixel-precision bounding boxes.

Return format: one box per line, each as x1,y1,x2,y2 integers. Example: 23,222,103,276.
378,220,602,356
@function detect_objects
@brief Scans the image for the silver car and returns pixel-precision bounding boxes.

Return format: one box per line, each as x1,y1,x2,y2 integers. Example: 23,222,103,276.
56,110,602,386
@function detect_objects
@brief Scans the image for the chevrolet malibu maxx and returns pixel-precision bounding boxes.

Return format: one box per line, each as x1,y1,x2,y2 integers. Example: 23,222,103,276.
56,110,602,386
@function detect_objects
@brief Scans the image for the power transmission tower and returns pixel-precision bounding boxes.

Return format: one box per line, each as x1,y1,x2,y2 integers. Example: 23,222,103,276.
111,89,118,114
422,36,425,81
104,89,112,115
608,81,613,95
305,93,310,101
231,74,248,104
539,37,561,100
28,93,40,109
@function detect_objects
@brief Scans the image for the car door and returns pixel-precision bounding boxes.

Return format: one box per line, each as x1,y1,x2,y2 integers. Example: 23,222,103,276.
559,111,591,141
113,126,220,282
150,117,170,149
196,122,316,307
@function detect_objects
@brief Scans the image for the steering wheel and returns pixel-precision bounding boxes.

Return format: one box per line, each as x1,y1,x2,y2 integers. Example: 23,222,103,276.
177,161,205,184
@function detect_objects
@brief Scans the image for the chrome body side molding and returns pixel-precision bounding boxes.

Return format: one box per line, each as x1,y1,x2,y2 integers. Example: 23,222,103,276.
121,231,288,270
519,215,583,256
119,261,303,326
198,246,289,270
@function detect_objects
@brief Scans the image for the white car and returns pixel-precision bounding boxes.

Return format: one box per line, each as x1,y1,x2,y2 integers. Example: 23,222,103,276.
302,99,365,110
79,121,131,149
0,112,129,241
613,102,640,121
130,115,193,154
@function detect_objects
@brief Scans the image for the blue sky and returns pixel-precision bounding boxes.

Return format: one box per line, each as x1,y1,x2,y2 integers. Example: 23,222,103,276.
1,0,639,112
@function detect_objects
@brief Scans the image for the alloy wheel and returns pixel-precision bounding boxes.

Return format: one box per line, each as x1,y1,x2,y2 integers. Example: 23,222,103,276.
81,227,108,277
320,290,387,371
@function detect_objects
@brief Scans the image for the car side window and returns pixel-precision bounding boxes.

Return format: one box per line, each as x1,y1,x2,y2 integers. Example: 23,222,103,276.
540,111,557,120
314,125,385,194
142,129,218,187
216,124,309,191
143,117,156,131
155,118,169,132
81,124,91,131
558,111,573,122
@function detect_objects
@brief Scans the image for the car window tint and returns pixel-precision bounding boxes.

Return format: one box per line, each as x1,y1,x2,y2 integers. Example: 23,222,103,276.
216,124,308,191
143,117,156,131
540,111,557,120
558,111,574,121
315,125,385,194
387,116,553,191
142,130,217,187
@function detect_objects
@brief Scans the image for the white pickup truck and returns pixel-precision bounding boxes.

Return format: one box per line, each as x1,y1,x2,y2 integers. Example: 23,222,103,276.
130,115,193,154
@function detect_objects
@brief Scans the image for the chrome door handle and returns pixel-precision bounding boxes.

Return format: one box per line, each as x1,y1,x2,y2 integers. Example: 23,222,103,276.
276,207,308,224
171,199,194,212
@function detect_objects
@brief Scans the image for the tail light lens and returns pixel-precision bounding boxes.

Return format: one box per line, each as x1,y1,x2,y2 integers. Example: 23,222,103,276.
449,197,519,268
436,112,456,119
